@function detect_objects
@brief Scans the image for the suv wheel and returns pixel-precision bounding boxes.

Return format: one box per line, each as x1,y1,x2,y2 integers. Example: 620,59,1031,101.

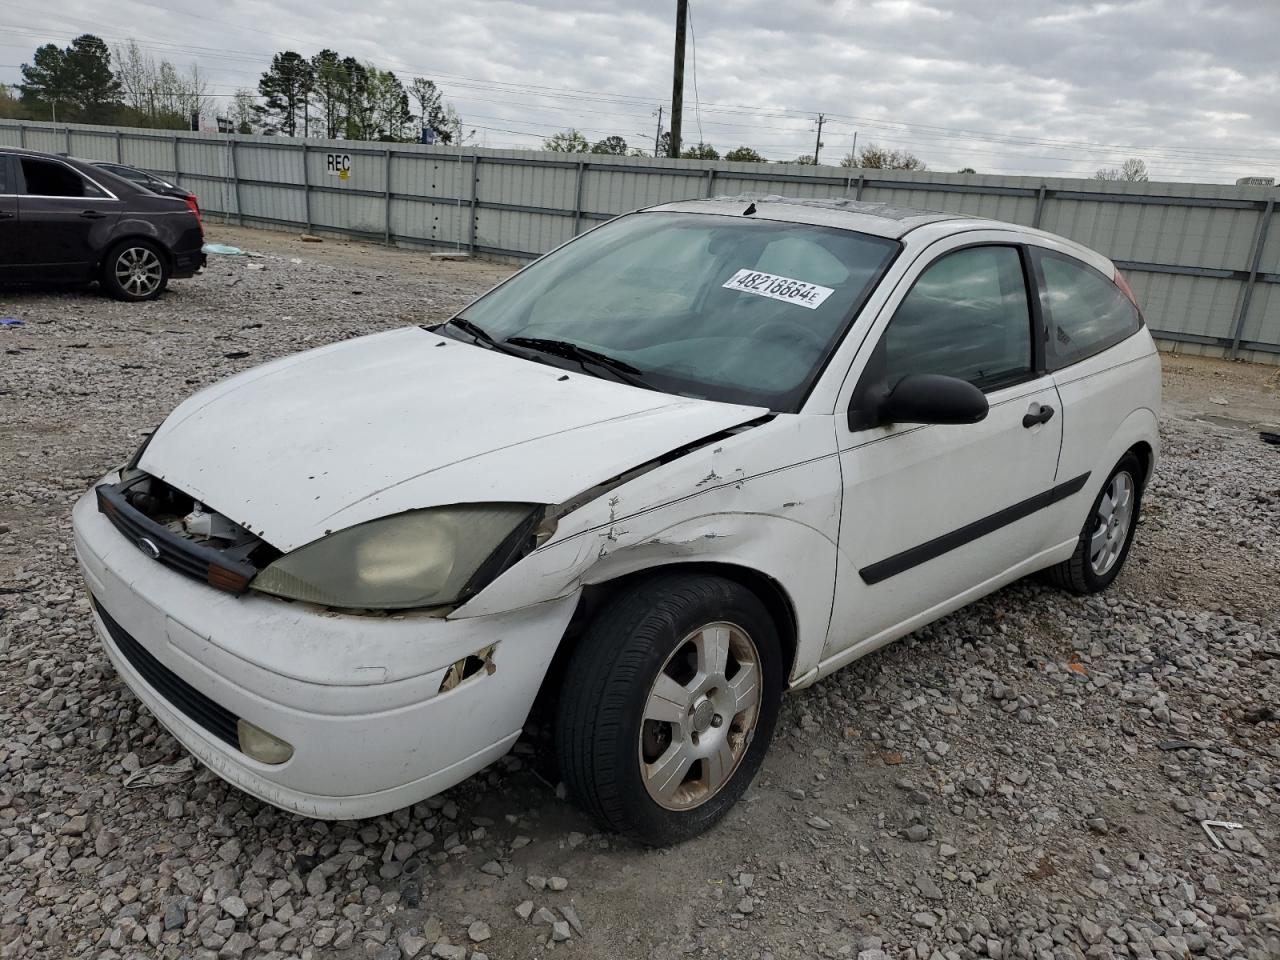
102,240,169,301
555,573,783,846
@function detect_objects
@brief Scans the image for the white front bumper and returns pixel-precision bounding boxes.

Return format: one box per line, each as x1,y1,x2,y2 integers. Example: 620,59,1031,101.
72,483,576,819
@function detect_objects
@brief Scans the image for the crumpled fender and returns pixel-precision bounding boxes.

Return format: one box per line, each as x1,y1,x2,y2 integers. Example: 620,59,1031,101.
454,414,843,683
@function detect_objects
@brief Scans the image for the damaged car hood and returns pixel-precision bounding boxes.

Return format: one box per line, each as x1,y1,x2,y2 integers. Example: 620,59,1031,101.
140,326,767,552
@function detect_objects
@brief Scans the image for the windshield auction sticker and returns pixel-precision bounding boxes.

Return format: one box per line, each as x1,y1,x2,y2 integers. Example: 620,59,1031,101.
722,269,835,309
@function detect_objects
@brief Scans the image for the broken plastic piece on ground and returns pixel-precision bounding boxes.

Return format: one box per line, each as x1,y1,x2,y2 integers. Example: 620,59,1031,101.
0,317,24,327
123,756,196,789
1200,818,1243,849
299,233,323,242
202,243,243,256
1260,430,1279,446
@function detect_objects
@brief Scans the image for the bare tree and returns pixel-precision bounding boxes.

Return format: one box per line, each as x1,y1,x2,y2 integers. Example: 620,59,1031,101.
112,40,207,126
1094,158,1149,181
842,143,926,170
230,88,257,134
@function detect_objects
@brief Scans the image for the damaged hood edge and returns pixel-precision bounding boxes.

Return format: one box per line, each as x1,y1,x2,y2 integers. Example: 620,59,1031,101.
139,327,768,553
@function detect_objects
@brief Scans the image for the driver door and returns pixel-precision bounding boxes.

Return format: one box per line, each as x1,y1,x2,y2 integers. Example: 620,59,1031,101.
825,238,1065,660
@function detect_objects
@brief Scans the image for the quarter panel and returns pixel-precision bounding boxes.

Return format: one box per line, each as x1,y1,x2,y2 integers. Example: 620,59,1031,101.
1045,332,1161,541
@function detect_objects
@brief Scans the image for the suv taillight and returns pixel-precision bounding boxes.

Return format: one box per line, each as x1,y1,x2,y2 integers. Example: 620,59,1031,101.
1113,269,1139,308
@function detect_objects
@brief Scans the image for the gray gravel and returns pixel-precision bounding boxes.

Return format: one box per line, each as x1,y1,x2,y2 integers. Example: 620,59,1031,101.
0,226,1277,960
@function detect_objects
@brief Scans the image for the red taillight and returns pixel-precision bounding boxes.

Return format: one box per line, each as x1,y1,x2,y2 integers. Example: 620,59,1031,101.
1113,269,1139,308
184,194,203,236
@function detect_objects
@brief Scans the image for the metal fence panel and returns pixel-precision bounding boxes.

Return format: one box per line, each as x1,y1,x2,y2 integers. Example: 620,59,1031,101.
1,118,1277,361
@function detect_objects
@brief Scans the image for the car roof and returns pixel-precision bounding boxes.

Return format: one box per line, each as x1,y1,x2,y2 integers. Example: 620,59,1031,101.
646,195,966,239
644,194,1115,273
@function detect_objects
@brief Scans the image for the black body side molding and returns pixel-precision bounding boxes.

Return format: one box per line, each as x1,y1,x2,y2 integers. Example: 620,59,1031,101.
858,472,1091,585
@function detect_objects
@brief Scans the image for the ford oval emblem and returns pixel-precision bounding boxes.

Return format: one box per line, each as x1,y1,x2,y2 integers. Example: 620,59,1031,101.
137,537,161,560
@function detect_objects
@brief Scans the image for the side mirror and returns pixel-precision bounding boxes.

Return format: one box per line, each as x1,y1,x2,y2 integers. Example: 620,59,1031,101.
875,373,989,426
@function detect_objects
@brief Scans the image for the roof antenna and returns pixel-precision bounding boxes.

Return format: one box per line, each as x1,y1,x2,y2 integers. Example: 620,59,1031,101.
742,201,756,216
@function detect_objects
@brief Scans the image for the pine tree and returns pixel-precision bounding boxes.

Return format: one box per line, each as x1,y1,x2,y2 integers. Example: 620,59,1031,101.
255,51,313,136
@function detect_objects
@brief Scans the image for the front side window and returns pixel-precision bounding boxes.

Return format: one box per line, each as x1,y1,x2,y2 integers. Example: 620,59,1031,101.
456,212,899,410
1034,250,1140,367
20,158,106,199
878,245,1033,392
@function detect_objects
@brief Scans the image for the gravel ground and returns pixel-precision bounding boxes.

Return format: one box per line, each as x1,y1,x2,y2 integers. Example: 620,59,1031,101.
1,225,1277,960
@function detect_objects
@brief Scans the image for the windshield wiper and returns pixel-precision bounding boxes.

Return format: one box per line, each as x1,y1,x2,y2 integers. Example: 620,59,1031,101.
504,336,649,388
439,317,526,357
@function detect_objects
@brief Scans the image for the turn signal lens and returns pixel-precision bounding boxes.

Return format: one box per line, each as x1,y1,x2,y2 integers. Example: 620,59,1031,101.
236,719,294,765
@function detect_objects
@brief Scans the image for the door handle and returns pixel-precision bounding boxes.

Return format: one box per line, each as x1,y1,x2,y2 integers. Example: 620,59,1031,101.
79,210,106,219
1023,403,1055,428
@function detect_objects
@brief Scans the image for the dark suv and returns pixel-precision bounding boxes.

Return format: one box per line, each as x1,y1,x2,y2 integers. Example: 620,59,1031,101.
0,148,205,301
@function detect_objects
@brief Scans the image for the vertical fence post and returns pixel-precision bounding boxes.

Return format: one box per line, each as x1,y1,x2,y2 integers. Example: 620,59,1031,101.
572,161,585,236
1032,185,1048,229
65,127,71,155
171,135,180,185
302,142,311,233
17,124,25,148
229,139,243,226
855,175,865,200
705,168,715,198
384,148,392,245
467,154,479,253
115,130,122,162
1230,198,1274,360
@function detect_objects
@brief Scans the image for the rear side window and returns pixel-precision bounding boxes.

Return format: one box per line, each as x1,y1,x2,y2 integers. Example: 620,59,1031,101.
20,158,107,198
0,155,12,193
879,245,1033,392
1033,250,1140,367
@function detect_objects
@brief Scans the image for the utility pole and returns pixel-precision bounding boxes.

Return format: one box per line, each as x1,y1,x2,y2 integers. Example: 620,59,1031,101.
653,105,664,157
813,113,825,166
668,0,687,158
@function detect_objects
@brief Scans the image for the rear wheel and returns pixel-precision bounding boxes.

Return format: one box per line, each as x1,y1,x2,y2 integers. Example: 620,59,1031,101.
555,573,783,846
102,240,169,301
1047,452,1143,594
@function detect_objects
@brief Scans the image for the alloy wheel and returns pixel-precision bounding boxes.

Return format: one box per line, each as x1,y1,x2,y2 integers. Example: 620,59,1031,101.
638,621,762,811
1089,470,1135,576
115,247,164,297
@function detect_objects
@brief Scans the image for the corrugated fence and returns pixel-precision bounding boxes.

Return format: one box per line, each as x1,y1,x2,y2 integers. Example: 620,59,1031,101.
3,118,1278,364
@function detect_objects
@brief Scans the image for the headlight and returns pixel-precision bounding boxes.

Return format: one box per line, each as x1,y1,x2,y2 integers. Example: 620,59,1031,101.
250,504,538,610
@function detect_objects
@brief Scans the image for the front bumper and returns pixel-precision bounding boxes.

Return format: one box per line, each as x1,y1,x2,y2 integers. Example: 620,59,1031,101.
72,481,576,819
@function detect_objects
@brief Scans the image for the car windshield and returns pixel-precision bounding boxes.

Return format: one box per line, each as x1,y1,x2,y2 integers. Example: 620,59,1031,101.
455,211,899,410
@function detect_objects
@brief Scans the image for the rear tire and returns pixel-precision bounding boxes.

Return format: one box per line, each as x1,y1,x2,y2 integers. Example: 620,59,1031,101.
102,239,169,302
1047,452,1144,594
555,573,783,846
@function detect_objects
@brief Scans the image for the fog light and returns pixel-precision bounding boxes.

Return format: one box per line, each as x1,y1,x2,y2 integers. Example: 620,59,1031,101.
236,719,294,765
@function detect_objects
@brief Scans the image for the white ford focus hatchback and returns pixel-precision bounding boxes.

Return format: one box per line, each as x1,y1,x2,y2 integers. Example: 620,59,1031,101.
74,197,1159,844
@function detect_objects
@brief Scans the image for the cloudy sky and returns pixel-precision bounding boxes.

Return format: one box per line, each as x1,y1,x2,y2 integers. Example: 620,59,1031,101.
4,0,1280,182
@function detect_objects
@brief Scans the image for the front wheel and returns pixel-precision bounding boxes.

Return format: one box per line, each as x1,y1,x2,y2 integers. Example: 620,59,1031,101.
555,573,783,846
102,240,169,301
1047,452,1144,594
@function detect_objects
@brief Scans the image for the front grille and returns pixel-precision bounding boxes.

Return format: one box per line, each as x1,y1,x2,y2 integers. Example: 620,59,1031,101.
94,597,240,748
96,483,255,593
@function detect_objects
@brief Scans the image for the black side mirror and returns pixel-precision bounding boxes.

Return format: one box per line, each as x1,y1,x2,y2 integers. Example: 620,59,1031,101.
873,373,989,426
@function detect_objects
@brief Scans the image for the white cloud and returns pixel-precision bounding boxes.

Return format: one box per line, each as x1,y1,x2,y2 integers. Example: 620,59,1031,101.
4,0,1279,181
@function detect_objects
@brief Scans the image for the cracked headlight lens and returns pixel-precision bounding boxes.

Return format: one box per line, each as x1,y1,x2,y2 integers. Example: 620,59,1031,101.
251,504,537,610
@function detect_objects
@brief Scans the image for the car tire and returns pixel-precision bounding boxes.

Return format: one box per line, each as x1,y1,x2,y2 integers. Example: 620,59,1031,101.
101,239,169,301
1046,452,1144,594
555,572,783,846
